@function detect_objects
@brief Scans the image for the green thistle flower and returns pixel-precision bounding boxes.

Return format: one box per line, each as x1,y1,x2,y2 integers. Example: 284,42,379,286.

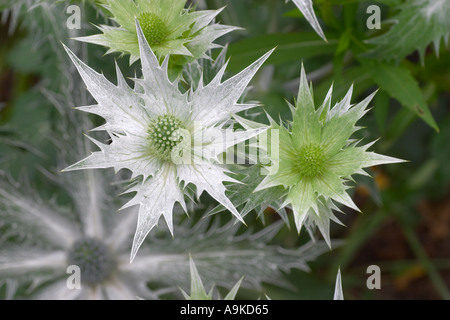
76,0,237,65
255,64,404,246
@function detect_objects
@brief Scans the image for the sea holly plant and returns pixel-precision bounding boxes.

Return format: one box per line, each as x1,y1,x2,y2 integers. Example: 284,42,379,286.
62,21,273,262
0,113,328,299
0,109,329,299
243,64,404,246
0,167,329,299
76,0,237,69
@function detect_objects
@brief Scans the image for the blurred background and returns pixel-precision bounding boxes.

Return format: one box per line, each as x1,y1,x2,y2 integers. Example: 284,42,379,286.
0,0,449,299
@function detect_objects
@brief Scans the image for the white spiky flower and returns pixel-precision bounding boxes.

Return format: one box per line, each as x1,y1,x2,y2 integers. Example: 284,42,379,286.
63,21,272,262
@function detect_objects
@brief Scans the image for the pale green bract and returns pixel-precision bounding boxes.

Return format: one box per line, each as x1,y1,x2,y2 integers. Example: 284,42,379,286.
180,256,243,300
333,269,343,300
63,21,272,262
253,64,404,246
76,0,238,65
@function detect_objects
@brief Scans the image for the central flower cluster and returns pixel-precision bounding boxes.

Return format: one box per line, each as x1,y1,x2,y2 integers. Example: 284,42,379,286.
137,12,168,46
148,115,187,162
67,238,115,285
296,144,326,178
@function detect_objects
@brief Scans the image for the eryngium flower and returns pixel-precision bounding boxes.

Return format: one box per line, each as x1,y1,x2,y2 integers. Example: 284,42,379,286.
76,0,237,65
0,169,161,300
0,169,329,299
63,21,272,261
256,64,404,246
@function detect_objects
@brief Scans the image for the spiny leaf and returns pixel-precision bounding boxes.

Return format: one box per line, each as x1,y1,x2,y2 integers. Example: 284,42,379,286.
368,0,450,62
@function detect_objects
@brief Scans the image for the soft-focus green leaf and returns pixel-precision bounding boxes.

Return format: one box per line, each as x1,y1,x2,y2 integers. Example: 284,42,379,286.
360,58,439,131
227,32,337,72
373,90,390,133
336,30,351,55
368,0,450,62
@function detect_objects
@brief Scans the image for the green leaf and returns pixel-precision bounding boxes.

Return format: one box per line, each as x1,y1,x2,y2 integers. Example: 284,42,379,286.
384,108,416,146
336,30,351,55
372,0,402,6
368,0,450,62
360,58,439,131
227,32,337,73
283,8,303,18
373,90,390,133
314,66,373,105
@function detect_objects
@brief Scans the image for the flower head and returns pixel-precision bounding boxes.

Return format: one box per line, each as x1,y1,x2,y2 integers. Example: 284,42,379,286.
63,21,273,261
0,170,328,299
0,169,153,299
76,0,238,66
255,64,404,246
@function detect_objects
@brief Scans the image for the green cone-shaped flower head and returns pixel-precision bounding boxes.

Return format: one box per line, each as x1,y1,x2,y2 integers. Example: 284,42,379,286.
77,0,237,66
256,64,404,246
